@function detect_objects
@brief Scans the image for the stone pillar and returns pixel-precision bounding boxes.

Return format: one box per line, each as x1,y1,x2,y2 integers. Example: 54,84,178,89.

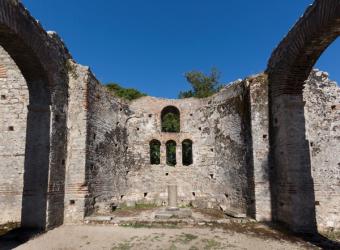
270,94,317,233
248,76,272,221
161,142,166,165
176,142,181,166
167,185,178,210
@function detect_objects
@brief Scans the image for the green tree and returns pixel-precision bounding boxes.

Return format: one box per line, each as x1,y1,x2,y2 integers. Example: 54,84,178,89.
162,113,180,132
106,83,146,101
179,68,222,99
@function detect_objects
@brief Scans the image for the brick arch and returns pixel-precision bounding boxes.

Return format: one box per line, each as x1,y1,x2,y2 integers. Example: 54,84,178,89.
266,0,340,233
267,0,340,96
0,0,70,230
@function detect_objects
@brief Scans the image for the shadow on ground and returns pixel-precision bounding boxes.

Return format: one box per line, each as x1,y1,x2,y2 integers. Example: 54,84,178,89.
263,222,340,250
0,228,41,250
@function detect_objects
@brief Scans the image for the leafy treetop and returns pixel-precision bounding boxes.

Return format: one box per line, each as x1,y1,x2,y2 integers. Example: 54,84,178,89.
179,68,222,99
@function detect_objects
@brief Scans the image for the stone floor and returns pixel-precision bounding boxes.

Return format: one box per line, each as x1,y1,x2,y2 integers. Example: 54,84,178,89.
1,207,339,249
7,225,319,250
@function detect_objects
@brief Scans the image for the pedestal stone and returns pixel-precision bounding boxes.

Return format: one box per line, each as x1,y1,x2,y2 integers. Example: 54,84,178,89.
167,185,178,210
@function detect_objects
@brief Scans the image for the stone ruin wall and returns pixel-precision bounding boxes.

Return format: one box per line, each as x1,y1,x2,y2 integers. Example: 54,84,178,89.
0,38,339,231
79,79,252,215
304,70,340,230
124,81,250,213
84,74,133,215
0,45,28,224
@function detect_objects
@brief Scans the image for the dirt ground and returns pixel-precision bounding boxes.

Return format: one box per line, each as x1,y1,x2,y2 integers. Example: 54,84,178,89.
12,225,317,250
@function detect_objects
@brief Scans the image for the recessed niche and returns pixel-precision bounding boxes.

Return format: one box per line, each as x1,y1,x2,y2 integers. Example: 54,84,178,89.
224,193,229,198
148,114,152,118
209,174,214,179
190,113,193,116
210,148,214,152
115,144,118,147
116,122,120,126
165,173,169,176
55,114,60,122
8,126,14,131
315,201,320,206
69,200,75,205
331,105,336,110
62,159,65,165
192,192,196,197
198,127,202,131
120,195,125,199
263,134,267,139
144,192,148,197
126,171,129,175
120,108,123,112
93,133,96,140
137,128,140,131
0,95,6,100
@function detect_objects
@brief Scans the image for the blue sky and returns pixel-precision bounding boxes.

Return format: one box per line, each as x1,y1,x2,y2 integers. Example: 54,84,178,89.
23,0,339,98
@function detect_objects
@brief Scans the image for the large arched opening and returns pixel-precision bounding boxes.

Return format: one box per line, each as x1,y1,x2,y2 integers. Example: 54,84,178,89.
267,0,340,233
0,1,69,230
161,106,180,133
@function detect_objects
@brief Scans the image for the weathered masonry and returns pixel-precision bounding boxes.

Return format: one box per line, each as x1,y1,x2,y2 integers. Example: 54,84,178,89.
0,0,339,234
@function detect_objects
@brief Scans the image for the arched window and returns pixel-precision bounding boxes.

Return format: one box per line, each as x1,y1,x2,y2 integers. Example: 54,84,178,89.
161,106,180,133
149,139,161,165
166,140,177,166
182,139,193,166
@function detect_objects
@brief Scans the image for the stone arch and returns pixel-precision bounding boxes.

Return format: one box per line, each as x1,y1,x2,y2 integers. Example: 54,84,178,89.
0,0,70,230
161,106,180,133
266,0,340,233
182,139,193,166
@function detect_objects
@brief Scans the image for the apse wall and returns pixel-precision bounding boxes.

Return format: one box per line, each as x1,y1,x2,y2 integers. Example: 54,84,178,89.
0,46,28,224
84,75,134,215
80,79,252,215
116,81,251,213
304,70,340,230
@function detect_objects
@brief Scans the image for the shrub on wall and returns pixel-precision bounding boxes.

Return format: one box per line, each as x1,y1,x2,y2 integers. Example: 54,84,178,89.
106,83,146,101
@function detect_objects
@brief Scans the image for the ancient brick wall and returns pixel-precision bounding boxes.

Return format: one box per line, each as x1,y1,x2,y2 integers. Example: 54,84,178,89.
0,45,28,224
63,61,90,223
304,70,340,231
117,80,250,213
84,74,132,215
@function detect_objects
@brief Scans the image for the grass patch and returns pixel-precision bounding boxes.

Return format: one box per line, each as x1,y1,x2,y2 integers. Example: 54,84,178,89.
113,203,158,217
201,239,222,250
111,242,133,250
321,230,340,241
174,233,198,244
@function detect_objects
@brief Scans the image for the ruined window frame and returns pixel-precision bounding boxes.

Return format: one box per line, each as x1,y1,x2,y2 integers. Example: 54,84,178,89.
182,139,193,166
161,106,180,133
166,140,177,166
149,139,161,165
